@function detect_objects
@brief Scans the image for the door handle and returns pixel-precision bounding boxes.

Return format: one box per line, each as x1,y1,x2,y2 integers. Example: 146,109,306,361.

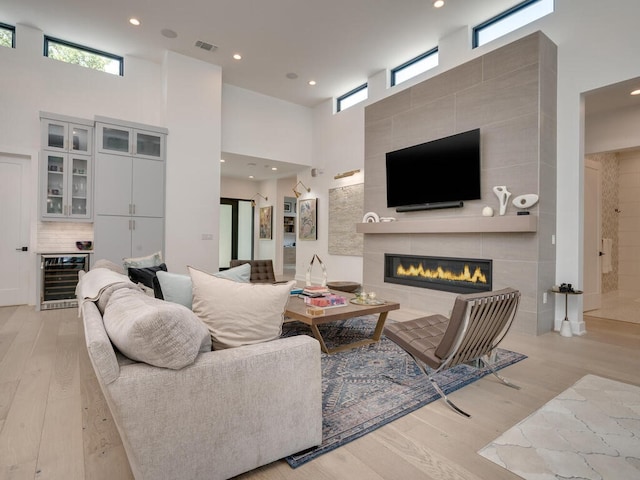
599,251,604,256
15,246,28,251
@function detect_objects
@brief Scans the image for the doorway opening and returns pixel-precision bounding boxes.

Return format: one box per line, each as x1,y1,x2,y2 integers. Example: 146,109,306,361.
219,198,253,269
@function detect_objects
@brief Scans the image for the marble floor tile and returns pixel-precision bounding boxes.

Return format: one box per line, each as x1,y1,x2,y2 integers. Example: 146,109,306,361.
478,375,640,480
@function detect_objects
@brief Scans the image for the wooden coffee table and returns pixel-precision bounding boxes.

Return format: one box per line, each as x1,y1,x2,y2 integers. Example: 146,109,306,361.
284,293,400,354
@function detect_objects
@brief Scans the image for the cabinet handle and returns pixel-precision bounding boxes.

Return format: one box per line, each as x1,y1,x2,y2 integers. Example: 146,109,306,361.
128,204,132,215
132,219,136,230
129,219,132,231
132,204,136,215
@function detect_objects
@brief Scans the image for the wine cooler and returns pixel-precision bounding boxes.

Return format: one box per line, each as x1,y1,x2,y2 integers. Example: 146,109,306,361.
38,253,90,310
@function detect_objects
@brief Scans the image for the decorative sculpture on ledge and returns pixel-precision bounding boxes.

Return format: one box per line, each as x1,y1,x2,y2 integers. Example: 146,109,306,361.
492,186,511,216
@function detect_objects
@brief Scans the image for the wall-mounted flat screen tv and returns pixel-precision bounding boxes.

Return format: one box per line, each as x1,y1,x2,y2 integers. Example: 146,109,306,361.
386,128,481,211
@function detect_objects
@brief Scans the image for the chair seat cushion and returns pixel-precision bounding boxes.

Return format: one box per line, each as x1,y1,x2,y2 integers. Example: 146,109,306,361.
384,314,450,369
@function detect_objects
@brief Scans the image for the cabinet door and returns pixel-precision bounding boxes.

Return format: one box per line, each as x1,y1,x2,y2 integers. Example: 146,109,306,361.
131,217,164,258
68,154,92,219
97,124,132,155
41,120,92,154
93,215,133,265
69,123,92,154
42,120,68,152
95,153,133,216
42,152,66,217
134,130,165,160
132,158,164,217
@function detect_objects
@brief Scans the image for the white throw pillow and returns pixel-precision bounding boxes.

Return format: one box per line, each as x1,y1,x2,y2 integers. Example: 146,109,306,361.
189,266,294,350
157,263,252,309
103,288,211,369
123,251,163,269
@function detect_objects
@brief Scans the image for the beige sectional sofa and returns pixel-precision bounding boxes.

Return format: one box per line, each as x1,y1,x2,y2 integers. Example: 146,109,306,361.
78,266,322,480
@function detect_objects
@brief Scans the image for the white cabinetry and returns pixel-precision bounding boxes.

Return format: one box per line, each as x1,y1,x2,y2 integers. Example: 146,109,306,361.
94,118,167,265
96,121,165,160
40,113,93,221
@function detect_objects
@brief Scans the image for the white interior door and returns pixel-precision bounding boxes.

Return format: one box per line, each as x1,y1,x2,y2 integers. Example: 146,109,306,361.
584,159,602,311
0,154,30,306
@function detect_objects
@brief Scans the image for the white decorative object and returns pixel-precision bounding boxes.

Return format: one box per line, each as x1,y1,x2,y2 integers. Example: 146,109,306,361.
482,206,494,217
559,319,573,337
379,217,396,222
492,186,511,216
305,254,327,287
512,193,539,210
362,212,380,223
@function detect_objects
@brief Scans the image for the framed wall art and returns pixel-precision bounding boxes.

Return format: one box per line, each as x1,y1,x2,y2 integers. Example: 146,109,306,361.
298,198,317,240
259,206,273,239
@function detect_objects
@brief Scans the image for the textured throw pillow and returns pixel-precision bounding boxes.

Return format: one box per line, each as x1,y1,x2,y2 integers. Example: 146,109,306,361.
123,251,163,269
189,266,294,350
156,263,252,309
103,288,211,369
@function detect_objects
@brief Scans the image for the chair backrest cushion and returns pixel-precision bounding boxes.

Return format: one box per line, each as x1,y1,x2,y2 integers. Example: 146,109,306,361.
434,288,520,362
229,259,276,283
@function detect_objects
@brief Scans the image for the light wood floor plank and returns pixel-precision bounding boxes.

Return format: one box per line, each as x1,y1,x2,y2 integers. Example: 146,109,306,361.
0,306,638,480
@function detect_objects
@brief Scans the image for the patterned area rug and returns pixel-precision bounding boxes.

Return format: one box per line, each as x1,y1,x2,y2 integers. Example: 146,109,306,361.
281,315,527,468
478,374,640,479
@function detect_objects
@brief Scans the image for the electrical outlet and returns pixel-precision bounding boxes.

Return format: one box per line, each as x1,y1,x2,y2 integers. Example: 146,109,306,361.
543,292,548,304
201,233,214,240
551,234,556,245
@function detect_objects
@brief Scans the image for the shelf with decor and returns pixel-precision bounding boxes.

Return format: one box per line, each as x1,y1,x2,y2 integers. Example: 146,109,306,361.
356,215,537,234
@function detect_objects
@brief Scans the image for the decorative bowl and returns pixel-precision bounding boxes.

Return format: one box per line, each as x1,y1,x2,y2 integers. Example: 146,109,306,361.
76,241,93,250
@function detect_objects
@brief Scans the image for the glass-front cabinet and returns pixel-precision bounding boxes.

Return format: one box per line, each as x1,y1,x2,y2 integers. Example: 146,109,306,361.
40,113,94,222
41,118,92,154
97,122,165,160
42,152,92,220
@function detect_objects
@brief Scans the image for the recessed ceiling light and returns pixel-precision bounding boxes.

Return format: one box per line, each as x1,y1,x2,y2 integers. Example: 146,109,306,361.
286,72,298,80
233,53,242,60
308,80,317,86
271,167,278,171
129,18,141,26
631,89,640,96
220,159,225,163
433,0,444,8
249,175,254,179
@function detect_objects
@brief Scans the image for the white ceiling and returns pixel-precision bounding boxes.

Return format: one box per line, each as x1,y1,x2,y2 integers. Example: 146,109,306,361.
2,0,521,108
3,0,639,179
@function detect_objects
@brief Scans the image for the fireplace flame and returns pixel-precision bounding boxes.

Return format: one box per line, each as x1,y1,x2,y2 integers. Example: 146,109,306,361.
396,264,487,284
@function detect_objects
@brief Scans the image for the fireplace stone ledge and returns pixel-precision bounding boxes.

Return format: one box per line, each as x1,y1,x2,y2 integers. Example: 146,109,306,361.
356,215,537,234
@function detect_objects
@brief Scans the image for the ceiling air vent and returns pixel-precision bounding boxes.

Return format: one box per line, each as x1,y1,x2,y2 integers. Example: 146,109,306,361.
194,40,217,52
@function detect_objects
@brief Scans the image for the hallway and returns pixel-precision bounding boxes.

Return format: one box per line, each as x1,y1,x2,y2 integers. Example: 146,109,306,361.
586,290,640,325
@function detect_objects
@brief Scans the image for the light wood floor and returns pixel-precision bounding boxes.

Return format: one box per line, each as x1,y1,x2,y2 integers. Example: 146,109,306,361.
1,306,638,480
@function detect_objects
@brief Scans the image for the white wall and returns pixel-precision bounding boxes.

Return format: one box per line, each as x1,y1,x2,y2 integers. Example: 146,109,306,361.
306,0,640,329
163,51,222,274
221,84,313,166
586,106,640,154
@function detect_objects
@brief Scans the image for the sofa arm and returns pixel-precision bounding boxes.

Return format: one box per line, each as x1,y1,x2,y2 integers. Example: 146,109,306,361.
104,335,322,480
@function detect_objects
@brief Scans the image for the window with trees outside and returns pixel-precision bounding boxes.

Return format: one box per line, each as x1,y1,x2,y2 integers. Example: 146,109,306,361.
0,23,15,48
44,36,123,76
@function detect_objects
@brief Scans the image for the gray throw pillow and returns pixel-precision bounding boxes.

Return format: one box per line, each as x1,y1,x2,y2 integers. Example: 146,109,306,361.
103,288,211,369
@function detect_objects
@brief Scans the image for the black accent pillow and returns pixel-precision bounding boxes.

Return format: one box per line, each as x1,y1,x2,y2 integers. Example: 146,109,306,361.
128,263,168,297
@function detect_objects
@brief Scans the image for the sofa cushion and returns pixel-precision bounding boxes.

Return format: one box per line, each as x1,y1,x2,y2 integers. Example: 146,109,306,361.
189,266,294,350
103,288,211,369
156,263,252,309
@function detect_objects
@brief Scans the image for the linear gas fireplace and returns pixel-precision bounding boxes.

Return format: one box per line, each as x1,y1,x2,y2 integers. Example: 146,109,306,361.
384,254,492,294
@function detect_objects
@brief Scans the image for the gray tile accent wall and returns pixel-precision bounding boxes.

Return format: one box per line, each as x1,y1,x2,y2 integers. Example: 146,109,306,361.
363,32,557,335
